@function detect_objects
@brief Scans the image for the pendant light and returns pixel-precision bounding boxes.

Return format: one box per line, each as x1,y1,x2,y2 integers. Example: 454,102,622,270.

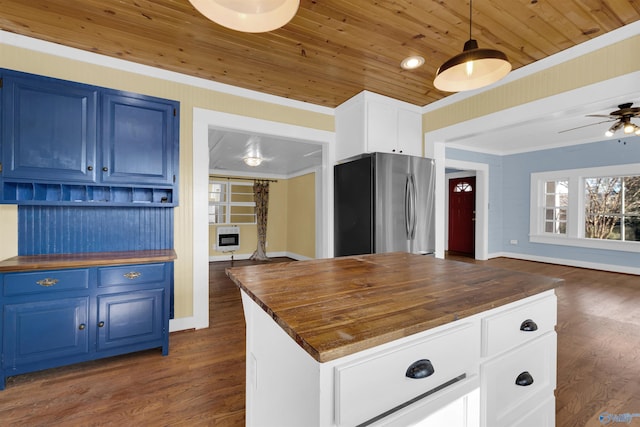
189,0,300,33
434,0,511,92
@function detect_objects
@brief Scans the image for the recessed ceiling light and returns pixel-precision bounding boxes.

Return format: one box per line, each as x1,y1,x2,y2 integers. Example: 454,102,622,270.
401,56,425,70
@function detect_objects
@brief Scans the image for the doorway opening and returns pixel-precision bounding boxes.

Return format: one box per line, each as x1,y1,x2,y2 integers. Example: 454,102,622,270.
448,176,476,257
188,108,334,331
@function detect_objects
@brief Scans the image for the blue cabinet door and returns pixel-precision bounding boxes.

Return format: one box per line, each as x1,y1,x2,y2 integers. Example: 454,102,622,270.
101,92,177,185
3,297,90,368
96,289,164,352
2,72,98,182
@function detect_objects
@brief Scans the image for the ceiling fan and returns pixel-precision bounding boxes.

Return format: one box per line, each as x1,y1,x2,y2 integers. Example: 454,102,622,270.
559,102,640,136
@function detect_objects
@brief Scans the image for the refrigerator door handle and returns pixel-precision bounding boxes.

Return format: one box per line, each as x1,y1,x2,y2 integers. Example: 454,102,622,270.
409,174,417,239
404,175,411,239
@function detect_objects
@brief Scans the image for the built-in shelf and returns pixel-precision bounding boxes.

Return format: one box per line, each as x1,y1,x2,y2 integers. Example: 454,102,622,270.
2,181,173,207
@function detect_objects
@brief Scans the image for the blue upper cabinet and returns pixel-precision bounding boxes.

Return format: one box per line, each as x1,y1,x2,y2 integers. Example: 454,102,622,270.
0,70,180,207
2,71,98,183
101,91,177,186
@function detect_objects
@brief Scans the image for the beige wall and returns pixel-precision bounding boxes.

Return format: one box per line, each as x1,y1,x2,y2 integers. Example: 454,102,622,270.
0,206,18,261
208,173,316,259
0,41,333,319
286,173,316,258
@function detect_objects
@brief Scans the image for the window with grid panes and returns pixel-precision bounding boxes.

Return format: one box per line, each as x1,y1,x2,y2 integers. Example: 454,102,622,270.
585,175,640,242
530,164,640,253
544,180,568,234
209,180,256,224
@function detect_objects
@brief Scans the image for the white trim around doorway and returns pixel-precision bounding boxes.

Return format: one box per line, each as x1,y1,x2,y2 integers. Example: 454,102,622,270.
187,108,334,331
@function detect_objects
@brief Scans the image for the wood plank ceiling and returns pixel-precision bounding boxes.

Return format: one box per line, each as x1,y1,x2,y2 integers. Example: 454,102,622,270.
0,0,638,108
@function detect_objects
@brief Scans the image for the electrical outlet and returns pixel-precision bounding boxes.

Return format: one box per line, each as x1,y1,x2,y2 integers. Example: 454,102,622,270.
510,239,518,245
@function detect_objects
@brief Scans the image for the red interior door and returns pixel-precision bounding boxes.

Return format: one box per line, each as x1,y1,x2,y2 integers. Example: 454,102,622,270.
448,177,476,255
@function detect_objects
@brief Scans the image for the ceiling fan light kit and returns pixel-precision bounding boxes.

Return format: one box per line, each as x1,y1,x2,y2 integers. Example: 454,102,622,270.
433,0,511,92
188,0,299,33
599,103,640,137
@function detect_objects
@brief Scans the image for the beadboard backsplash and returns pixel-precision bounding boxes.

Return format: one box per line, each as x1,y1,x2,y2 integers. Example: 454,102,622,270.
18,206,174,255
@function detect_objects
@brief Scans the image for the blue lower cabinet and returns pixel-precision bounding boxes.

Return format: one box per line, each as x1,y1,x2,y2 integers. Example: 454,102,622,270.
97,289,165,353
3,297,90,368
0,261,172,390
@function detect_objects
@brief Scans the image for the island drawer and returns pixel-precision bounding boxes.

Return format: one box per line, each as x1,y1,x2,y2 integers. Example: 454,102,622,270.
481,292,556,357
3,269,90,296
481,331,556,427
97,263,166,288
334,321,480,427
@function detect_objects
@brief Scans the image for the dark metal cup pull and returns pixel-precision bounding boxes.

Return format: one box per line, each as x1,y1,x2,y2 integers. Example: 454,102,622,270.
520,319,538,332
515,371,534,386
405,359,435,379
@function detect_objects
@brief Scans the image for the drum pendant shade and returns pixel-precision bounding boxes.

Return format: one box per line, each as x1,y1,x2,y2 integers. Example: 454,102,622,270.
189,0,300,33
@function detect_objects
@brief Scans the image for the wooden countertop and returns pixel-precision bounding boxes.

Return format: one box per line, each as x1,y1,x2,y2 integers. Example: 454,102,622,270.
0,249,177,272
226,252,562,363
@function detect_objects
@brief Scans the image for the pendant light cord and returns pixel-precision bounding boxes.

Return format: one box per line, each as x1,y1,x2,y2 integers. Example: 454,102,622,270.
469,0,473,40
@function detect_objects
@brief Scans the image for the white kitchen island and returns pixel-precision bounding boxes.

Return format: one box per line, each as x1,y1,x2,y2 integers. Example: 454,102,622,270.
227,253,561,427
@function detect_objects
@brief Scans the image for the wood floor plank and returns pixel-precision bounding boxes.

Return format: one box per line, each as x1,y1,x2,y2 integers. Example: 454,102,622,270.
0,255,637,426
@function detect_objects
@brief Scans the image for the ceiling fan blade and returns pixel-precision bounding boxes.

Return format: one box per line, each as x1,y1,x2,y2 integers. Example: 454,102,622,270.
585,114,615,118
558,119,616,134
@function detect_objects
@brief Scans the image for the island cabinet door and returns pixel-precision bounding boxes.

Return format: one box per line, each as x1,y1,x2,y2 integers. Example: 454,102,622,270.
96,289,165,353
100,91,177,186
3,297,90,369
1,71,98,183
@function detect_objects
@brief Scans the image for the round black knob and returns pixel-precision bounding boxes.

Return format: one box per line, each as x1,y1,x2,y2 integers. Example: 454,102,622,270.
87,166,93,171
98,321,105,328
78,324,86,330
102,167,108,172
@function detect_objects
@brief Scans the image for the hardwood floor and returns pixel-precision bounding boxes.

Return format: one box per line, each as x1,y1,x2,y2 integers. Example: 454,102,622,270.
0,256,638,426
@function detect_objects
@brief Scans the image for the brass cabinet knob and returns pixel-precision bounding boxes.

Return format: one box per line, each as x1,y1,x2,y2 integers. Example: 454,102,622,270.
78,324,86,330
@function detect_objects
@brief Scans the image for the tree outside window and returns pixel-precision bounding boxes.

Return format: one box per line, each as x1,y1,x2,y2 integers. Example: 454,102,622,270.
585,176,640,241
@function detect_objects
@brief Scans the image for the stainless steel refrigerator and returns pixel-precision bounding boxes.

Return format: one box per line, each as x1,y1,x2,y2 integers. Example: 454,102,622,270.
334,152,436,256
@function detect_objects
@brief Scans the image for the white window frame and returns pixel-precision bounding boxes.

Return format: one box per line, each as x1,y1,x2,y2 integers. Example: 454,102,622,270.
530,163,640,253
208,179,256,225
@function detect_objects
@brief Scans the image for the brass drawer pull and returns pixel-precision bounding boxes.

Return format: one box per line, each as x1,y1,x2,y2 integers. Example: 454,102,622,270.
123,271,141,280
36,278,59,287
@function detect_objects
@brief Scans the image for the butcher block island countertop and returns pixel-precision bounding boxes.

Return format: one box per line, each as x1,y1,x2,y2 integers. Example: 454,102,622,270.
226,252,562,363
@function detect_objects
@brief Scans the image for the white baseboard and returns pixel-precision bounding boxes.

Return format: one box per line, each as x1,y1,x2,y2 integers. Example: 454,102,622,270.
209,251,312,262
489,251,640,275
169,315,208,333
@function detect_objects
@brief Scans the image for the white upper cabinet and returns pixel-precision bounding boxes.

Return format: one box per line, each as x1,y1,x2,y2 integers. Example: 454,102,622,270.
335,91,423,161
